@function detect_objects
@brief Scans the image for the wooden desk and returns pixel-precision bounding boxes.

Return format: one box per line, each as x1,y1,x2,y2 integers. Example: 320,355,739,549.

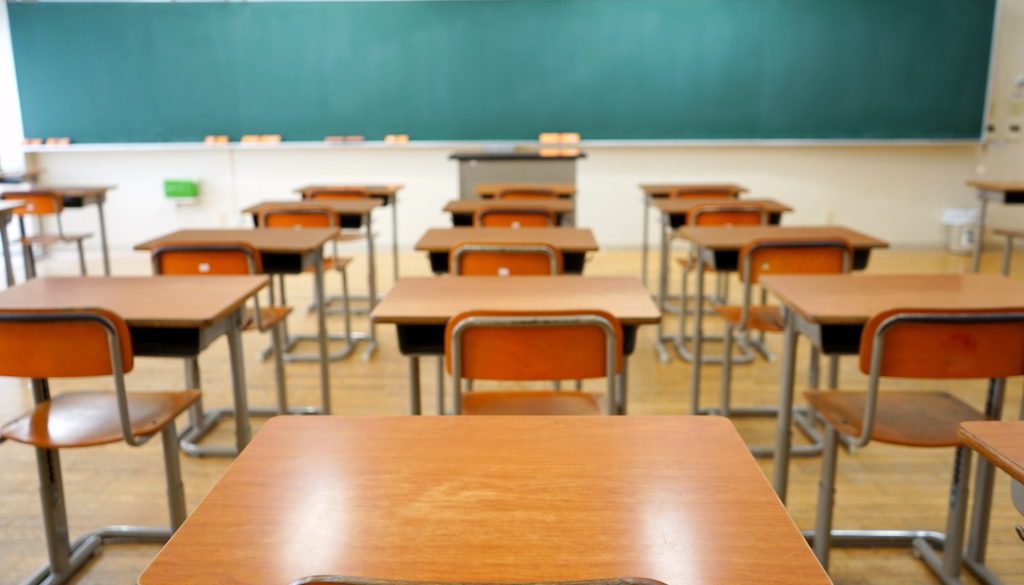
960,421,1024,484
139,416,829,585
0,276,267,456
760,273,1024,578
0,200,25,287
296,184,404,281
994,228,1024,276
443,198,575,226
136,228,338,420
415,227,599,274
637,183,747,288
966,180,1024,272
372,276,658,414
1,184,116,276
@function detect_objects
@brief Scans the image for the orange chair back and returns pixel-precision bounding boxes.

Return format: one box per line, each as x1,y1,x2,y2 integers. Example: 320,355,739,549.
450,243,561,276
474,207,556,228
4,192,62,216
690,203,768,227
259,206,336,229
859,308,1024,379
445,310,623,380
739,238,851,284
0,308,133,378
497,188,558,201
151,242,262,276
307,188,370,201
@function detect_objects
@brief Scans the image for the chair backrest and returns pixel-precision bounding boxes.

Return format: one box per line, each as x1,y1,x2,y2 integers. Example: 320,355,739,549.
496,188,558,201
860,308,1024,380
739,238,852,285
446,310,623,415
306,187,370,201
690,203,768,227
474,206,556,228
150,242,262,276
290,578,666,585
259,205,337,229
0,308,133,378
3,191,62,216
669,187,738,199
450,243,561,276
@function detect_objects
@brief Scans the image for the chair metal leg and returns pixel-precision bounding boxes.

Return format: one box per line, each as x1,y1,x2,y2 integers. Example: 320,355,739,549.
75,240,86,276
813,422,839,568
1001,235,1014,276
965,378,1008,581
409,356,421,415
279,267,377,363
436,356,446,415
914,447,973,585
160,422,187,531
720,324,734,417
271,322,288,413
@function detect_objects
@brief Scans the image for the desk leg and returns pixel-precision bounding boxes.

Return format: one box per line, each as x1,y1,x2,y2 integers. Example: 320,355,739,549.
97,200,111,276
226,310,252,452
772,307,799,502
365,212,378,360
688,251,705,414
619,357,630,415
1,217,13,287
436,356,446,415
964,377,1007,580
391,195,399,282
409,356,422,415
314,256,332,413
642,194,650,288
1002,235,1014,276
971,194,989,273
654,213,671,364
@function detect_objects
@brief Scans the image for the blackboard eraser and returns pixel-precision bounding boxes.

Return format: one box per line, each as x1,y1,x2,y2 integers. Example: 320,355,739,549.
204,135,229,145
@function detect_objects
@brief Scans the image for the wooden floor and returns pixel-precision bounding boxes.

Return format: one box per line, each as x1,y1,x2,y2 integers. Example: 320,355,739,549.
1,246,1023,585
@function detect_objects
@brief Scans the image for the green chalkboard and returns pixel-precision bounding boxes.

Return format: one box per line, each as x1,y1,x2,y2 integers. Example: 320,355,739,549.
8,0,996,142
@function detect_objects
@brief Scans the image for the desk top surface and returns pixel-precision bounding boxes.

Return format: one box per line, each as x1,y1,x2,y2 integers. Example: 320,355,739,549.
372,276,659,325
0,200,26,214
674,225,888,251
994,228,1024,238
136,228,339,255
0,276,266,329
959,421,1024,483
243,199,382,215
639,183,748,196
416,227,598,252
1,184,114,198
443,199,575,213
475,182,576,197
139,416,828,585
760,274,1024,325
652,197,792,214
296,184,404,197
966,180,1024,193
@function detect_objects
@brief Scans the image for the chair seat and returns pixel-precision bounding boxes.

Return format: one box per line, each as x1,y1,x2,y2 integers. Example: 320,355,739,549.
675,257,718,272
715,305,784,332
0,390,200,449
804,390,986,448
462,391,603,415
305,256,354,273
242,306,293,332
20,232,92,246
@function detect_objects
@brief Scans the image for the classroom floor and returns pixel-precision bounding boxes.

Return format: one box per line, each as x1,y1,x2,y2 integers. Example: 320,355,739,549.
0,246,1022,585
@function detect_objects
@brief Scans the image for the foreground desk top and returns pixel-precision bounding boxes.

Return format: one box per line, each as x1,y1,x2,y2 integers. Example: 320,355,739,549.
675,225,888,251
959,421,1024,484
760,274,1024,325
136,228,339,255
416,227,598,253
0,276,266,329
373,276,659,326
139,416,829,585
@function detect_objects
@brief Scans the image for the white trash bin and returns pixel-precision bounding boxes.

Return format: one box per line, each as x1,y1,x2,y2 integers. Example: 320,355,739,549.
942,208,980,255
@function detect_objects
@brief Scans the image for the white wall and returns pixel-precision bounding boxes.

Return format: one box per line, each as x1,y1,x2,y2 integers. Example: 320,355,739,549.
4,2,1022,253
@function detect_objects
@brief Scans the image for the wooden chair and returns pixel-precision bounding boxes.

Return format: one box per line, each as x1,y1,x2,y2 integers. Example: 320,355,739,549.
496,187,558,200
806,308,1024,583
258,205,369,361
708,238,852,418
291,578,667,585
450,242,562,276
446,310,623,415
3,191,92,277
0,308,198,584
668,203,772,365
473,205,557,228
150,242,314,418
